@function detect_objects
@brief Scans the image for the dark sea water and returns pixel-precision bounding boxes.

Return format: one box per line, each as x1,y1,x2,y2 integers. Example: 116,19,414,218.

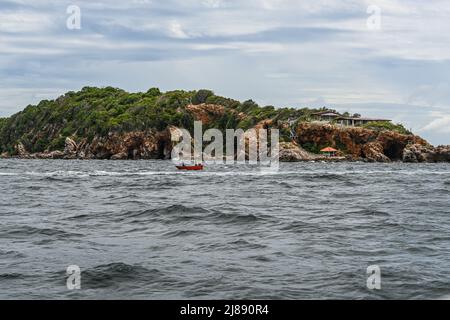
0,159,449,299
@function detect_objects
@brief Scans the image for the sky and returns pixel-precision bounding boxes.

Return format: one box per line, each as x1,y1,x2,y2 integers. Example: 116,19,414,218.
0,0,449,145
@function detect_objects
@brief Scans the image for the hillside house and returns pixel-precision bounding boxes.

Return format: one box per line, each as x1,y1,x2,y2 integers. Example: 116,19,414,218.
312,110,391,127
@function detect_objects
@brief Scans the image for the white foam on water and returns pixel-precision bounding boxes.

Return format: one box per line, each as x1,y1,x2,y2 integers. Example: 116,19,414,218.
0,169,450,178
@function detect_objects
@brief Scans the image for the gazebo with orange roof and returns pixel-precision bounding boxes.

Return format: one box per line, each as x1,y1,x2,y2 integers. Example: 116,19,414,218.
320,147,338,157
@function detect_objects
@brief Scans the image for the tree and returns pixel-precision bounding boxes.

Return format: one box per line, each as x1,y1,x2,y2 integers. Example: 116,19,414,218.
146,87,161,97
240,100,259,113
192,89,214,105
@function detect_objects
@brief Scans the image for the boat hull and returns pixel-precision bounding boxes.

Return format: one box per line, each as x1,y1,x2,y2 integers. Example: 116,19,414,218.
176,165,204,171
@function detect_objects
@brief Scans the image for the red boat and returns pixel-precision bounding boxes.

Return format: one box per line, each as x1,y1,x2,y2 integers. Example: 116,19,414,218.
176,164,204,171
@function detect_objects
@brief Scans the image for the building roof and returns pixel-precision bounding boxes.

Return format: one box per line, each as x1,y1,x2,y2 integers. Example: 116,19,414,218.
319,113,341,117
312,111,391,122
336,116,391,122
312,111,340,116
321,147,338,152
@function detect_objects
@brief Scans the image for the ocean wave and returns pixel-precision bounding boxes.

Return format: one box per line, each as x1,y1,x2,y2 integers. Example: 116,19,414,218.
248,255,273,262
275,181,294,189
280,221,326,233
1,168,449,178
81,263,163,289
208,212,260,224
163,204,210,215
36,171,89,178
43,176,78,182
115,205,211,225
0,273,24,280
0,250,26,258
162,229,207,238
90,171,180,177
229,239,267,249
347,209,390,217
0,225,81,240
64,214,91,221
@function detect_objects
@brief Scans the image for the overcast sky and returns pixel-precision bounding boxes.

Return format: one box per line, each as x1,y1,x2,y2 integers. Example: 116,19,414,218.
1,0,449,144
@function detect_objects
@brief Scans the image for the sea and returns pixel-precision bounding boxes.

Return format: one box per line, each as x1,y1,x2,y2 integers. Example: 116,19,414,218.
0,159,449,299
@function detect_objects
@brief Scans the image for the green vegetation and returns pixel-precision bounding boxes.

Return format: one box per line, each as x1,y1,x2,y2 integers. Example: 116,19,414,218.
362,121,411,135
301,142,324,154
0,117,6,132
0,86,410,154
192,89,214,105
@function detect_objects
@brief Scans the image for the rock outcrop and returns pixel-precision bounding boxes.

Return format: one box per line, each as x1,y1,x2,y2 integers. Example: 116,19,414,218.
64,137,78,157
279,142,316,162
34,150,65,159
5,123,450,163
403,144,450,163
361,142,391,162
7,128,176,160
15,143,29,157
62,129,174,160
295,123,429,162
185,103,245,125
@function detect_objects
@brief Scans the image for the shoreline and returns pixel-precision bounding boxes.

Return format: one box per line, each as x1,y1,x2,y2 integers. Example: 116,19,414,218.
2,132,450,163
1,155,448,163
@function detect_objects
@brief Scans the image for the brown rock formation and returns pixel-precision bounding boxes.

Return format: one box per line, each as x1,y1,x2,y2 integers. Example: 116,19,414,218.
64,137,78,156
295,123,428,161
15,143,29,157
4,120,449,163
185,103,245,124
34,150,65,159
110,152,128,160
361,142,391,162
279,142,316,162
71,130,172,160
403,144,450,163
60,127,178,160
185,104,227,124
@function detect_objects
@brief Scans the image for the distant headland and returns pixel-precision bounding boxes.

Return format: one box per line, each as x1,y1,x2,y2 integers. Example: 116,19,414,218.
0,86,449,162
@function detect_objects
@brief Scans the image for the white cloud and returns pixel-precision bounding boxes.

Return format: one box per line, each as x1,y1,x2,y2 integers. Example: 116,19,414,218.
202,0,224,8
168,20,189,39
0,11,54,33
407,83,450,107
420,112,450,134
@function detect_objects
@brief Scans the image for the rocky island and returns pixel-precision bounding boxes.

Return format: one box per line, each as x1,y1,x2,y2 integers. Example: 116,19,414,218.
0,86,449,162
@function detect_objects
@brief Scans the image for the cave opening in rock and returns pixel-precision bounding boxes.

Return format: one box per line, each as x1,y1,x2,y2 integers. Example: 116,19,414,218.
384,141,404,160
127,148,135,159
158,140,166,159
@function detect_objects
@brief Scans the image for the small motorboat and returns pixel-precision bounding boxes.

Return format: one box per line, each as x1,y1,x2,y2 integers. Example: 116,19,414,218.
176,163,204,171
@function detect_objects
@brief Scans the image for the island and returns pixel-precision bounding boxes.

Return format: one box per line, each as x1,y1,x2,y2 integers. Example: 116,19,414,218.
0,86,449,162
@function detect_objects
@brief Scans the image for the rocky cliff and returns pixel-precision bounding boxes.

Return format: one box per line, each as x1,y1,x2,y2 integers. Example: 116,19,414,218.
10,128,176,160
402,144,450,163
8,122,449,163
293,122,436,162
